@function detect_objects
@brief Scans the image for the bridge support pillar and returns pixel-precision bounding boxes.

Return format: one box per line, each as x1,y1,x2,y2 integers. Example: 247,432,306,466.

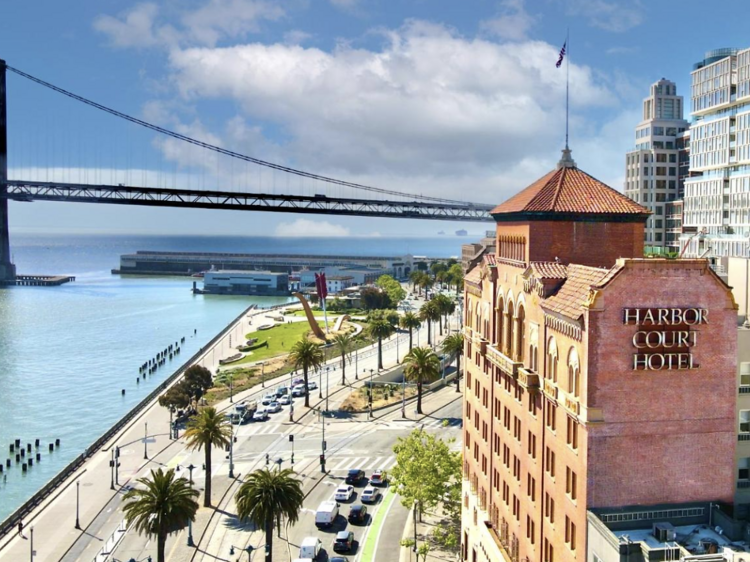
0,59,16,282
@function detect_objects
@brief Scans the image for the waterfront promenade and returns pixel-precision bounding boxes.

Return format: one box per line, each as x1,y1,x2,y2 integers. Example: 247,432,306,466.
0,292,456,561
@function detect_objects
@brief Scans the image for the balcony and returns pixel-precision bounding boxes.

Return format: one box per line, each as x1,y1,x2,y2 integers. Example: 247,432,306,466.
740,386,750,394
543,379,558,400
486,345,522,378
739,434,750,442
738,481,750,489
563,394,580,415
517,368,540,392
485,522,514,562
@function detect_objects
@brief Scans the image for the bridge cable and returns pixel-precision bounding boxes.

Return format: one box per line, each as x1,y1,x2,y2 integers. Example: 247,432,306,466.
7,65,489,207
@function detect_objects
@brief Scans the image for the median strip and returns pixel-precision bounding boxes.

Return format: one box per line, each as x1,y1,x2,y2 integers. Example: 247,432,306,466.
359,488,398,562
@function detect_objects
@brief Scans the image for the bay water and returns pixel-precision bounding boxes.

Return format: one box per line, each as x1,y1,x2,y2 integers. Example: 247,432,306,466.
0,233,461,522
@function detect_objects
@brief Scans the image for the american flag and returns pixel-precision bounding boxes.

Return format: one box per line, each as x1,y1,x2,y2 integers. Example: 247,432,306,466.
556,41,566,68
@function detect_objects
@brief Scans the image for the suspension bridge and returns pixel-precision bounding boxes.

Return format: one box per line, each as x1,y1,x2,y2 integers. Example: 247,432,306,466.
0,60,496,281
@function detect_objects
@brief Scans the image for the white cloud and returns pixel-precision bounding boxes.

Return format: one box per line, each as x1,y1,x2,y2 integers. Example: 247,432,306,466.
166,20,616,196
274,218,351,237
94,0,283,48
283,29,313,45
480,0,536,42
564,0,644,32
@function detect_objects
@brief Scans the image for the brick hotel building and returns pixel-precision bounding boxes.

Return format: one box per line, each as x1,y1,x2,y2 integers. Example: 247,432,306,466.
461,150,738,562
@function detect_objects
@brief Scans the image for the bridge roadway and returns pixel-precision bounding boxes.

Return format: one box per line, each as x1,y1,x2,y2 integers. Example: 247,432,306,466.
4,180,496,222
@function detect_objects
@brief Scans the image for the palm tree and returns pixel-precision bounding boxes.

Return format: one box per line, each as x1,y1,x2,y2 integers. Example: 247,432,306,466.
400,312,421,351
332,332,354,385
409,270,422,292
403,347,441,414
441,333,464,393
419,301,441,346
235,467,305,562
122,468,199,562
448,264,464,296
289,339,324,408
367,318,394,370
184,407,232,507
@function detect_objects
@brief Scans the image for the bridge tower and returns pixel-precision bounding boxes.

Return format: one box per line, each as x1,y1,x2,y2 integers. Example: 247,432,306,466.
0,59,16,282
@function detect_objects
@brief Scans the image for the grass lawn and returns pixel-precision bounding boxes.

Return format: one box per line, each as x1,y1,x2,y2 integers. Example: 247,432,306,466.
237,321,326,364
286,309,341,318
340,385,417,412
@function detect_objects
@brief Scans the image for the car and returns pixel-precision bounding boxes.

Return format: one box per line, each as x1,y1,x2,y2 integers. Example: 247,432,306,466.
307,381,318,390
345,469,366,485
334,484,354,502
333,530,354,553
348,504,368,525
330,558,350,562
361,486,380,503
279,395,292,405
299,537,323,559
252,408,269,421
275,386,288,397
293,378,304,386
292,384,307,397
266,401,281,413
261,393,276,406
369,470,387,486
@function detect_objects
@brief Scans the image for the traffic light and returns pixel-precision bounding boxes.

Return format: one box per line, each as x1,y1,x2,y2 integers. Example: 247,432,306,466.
265,544,271,555
115,447,120,458
289,434,294,442
291,453,295,464
320,454,326,465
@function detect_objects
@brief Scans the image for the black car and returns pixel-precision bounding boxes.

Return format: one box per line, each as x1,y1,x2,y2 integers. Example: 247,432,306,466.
330,558,349,562
345,469,365,485
348,504,368,524
333,530,354,553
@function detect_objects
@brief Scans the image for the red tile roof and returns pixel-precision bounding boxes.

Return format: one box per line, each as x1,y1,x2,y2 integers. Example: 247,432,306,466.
465,266,482,284
483,254,497,267
491,166,649,216
528,262,568,279
541,264,610,320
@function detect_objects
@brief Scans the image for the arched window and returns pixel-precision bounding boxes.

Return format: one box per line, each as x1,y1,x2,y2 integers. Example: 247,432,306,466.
529,344,538,372
496,297,505,348
483,303,491,341
568,347,580,398
515,305,526,362
546,337,558,382
475,301,481,332
505,299,515,357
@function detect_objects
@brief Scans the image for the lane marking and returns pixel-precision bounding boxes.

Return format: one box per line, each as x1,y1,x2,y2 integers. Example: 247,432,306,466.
357,488,399,562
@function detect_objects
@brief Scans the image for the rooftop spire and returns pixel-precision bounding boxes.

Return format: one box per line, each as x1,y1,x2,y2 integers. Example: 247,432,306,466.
557,146,577,169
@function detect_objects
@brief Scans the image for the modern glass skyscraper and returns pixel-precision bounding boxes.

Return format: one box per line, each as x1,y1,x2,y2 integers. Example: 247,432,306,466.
624,79,688,251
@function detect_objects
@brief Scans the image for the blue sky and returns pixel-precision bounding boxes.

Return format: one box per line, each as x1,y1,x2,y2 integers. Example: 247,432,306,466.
2,0,749,237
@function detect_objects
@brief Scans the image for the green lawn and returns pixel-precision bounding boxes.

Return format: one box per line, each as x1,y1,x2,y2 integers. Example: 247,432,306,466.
237,321,326,364
286,309,341,318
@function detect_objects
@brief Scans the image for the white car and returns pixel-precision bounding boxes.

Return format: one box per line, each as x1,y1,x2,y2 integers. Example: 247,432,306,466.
361,485,380,503
334,484,354,502
266,401,282,413
252,408,269,421
292,384,307,397
307,381,319,390
279,395,292,405
261,393,276,406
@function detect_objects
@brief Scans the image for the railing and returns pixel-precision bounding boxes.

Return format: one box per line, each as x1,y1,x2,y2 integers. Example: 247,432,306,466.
543,379,558,400
563,394,580,415
0,303,256,541
740,386,750,394
486,345,521,378
517,368,539,391
738,481,750,489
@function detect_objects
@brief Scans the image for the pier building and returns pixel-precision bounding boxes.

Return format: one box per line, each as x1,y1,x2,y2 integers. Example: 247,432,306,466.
201,270,289,296
461,149,739,562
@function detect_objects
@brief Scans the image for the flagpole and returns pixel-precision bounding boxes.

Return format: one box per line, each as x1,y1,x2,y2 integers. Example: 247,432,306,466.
565,27,570,150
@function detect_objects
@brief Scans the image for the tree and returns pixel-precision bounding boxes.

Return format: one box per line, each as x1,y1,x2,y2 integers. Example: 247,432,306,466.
376,274,406,305
184,407,232,507
390,428,461,526
158,383,191,412
289,339,324,408
122,468,199,562
402,347,440,414
419,301,441,346
399,312,421,351
409,270,423,291
235,468,305,562
430,262,447,277
333,332,354,385
447,264,464,295
367,318,394,370
433,294,455,335
183,365,213,401
441,333,464,393
360,286,391,310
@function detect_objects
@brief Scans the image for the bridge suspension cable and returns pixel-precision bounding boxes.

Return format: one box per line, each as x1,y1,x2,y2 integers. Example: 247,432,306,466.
6,64,482,207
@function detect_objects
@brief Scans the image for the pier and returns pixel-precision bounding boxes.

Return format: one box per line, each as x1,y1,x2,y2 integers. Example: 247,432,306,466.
0,274,76,287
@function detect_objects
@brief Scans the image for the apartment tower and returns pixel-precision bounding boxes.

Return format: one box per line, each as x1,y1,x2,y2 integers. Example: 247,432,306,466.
461,150,737,562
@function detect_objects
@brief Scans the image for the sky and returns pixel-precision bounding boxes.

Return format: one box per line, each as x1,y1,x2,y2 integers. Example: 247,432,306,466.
2,0,749,238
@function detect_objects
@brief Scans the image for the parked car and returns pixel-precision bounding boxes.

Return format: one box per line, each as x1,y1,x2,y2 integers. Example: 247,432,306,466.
279,395,292,405
252,408,269,421
266,401,282,413
361,485,380,504
369,470,387,486
334,484,354,502
307,381,318,390
348,504,368,525
345,469,366,485
333,531,354,553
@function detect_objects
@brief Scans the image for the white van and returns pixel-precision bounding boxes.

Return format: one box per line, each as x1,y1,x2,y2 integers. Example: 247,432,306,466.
315,500,339,527
299,537,323,559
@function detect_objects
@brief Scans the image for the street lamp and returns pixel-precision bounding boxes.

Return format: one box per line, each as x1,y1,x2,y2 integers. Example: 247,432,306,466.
229,545,254,560
325,367,330,413
320,407,327,474
187,464,195,547
229,423,235,479
318,367,323,399
75,480,81,530
396,328,400,364
369,368,375,418
289,370,296,423
110,449,116,490
29,526,34,562
355,347,359,379
143,422,148,460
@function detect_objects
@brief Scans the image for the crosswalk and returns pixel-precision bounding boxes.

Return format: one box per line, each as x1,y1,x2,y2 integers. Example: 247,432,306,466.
236,422,285,437
377,417,463,431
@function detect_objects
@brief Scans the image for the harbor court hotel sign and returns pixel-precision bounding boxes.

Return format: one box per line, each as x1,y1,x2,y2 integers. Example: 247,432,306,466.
624,307,708,370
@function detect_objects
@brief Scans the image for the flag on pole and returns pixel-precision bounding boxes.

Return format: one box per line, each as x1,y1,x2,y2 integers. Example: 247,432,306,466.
315,272,328,300
556,41,566,68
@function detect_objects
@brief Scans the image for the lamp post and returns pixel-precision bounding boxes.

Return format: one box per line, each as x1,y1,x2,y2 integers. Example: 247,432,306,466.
75,480,81,530
318,367,323,400
289,370,296,423
355,347,359,379
325,367,330,413
169,408,174,440
320,407,326,474
401,373,407,419
396,328,400,364
369,369,375,418
143,422,148,460
110,449,115,490
29,526,34,562
187,464,195,547
229,423,235,479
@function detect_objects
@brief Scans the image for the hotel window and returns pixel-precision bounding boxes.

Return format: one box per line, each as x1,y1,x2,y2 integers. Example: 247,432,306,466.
741,410,750,433
528,431,537,459
545,447,556,477
513,456,521,481
526,515,536,544
529,343,539,372
565,516,577,551
527,474,536,501
496,298,505,349
513,495,521,521
513,417,522,441
546,337,558,382
506,300,516,356
566,417,579,450
739,458,750,480
546,401,557,431
741,363,750,386
515,304,526,362
567,347,580,397
544,538,554,562
566,467,578,501
544,493,555,523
